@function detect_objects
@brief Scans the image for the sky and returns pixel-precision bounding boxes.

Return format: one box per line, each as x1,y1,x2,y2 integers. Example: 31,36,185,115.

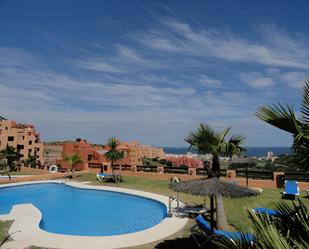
0,0,308,147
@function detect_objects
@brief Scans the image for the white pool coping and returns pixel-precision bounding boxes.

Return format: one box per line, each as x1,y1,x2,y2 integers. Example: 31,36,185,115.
0,180,188,249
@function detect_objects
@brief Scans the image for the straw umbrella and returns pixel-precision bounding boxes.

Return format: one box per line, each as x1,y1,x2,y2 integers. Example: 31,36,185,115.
170,177,259,231
230,158,257,187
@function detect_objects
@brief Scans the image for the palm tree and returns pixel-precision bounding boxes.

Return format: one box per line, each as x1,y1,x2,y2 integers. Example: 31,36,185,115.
185,123,245,229
104,137,124,182
0,145,20,172
256,81,309,170
26,155,37,168
185,123,246,177
64,153,83,178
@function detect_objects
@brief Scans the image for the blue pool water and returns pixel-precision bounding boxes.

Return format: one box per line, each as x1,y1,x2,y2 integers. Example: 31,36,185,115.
0,183,167,236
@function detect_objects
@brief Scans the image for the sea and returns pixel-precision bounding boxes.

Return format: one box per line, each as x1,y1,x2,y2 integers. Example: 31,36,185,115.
163,147,292,157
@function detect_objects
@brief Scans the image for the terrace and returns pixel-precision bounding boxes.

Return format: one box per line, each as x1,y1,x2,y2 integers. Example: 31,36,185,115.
0,172,308,249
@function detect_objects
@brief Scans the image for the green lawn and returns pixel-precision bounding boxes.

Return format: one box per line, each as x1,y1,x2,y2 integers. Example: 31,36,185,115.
77,173,309,231
0,173,308,249
0,221,12,244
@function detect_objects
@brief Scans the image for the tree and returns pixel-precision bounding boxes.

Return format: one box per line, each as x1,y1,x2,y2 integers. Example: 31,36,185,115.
0,145,20,172
185,123,246,177
26,155,37,168
256,81,309,170
185,124,245,229
104,137,124,182
64,153,83,178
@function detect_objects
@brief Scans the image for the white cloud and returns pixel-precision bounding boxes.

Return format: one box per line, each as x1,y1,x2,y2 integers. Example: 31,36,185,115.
134,20,309,69
1,19,302,146
117,45,144,62
280,72,309,88
240,72,274,88
263,68,309,88
74,58,125,73
198,75,221,87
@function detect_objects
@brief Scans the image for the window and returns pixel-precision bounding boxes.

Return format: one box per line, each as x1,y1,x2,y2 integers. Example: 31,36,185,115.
8,136,14,141
29,141,32,145
17,144,24,150
88,154,92,161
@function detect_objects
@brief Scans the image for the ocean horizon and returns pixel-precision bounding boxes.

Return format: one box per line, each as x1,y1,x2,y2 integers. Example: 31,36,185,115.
163,146,292,157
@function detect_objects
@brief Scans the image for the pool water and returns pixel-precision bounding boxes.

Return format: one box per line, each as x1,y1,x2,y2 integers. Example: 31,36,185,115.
0,183,167,236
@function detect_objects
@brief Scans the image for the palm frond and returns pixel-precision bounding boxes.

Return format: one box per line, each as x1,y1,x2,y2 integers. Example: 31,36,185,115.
249,211,297,249
301,80,309,124
64,153,83,165
217,127,231,143
104,137,124,162
185,123,219,154
256,103,300,134
273,200,309,244
212,232,254,249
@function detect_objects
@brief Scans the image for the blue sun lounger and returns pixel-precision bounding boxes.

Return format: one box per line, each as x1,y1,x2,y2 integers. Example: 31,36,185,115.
191,215,255,247
252,207,283,217
282,180,299,199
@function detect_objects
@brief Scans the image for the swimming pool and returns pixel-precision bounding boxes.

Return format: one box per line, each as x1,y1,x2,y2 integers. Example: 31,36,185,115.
0,183,167,236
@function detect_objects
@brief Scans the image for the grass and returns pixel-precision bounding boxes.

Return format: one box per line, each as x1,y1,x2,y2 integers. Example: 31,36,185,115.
1,173,308,249
77,173,309,231
0,221,12,242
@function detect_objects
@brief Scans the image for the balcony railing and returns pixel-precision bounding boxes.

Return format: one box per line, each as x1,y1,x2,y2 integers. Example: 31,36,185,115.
284,171,309,182
113,165,132,171
235,170,273,180
196,169,227,177
137,165,158,173
163,166,188,175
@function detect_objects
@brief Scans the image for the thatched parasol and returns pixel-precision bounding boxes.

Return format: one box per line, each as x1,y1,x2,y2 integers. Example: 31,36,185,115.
230,157,257,187
170,177,259,231
171,177,258,197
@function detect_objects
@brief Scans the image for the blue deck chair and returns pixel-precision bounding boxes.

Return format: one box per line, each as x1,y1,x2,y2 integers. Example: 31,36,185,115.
252,207,283,217
191,215,255,247
282,180,299,199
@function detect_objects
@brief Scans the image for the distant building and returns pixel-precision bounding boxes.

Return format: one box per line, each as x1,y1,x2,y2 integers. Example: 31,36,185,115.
56,139,165,171
141,145,165,160
0,119,44,165
267,151,274,159
108,141,165,166
166,155,204,168
60,139,105,171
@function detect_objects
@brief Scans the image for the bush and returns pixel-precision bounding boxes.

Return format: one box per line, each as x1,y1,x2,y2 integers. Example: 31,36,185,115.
166,161,173,167
179,164,188,169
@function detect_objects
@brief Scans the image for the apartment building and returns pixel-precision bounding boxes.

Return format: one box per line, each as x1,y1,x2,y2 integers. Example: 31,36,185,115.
59,139,105,171
108,141,165,166
141,145,165,160
58,139,166,171
44,142,63,166
116,141,142,166
0,119,44,165
166,155,204,168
